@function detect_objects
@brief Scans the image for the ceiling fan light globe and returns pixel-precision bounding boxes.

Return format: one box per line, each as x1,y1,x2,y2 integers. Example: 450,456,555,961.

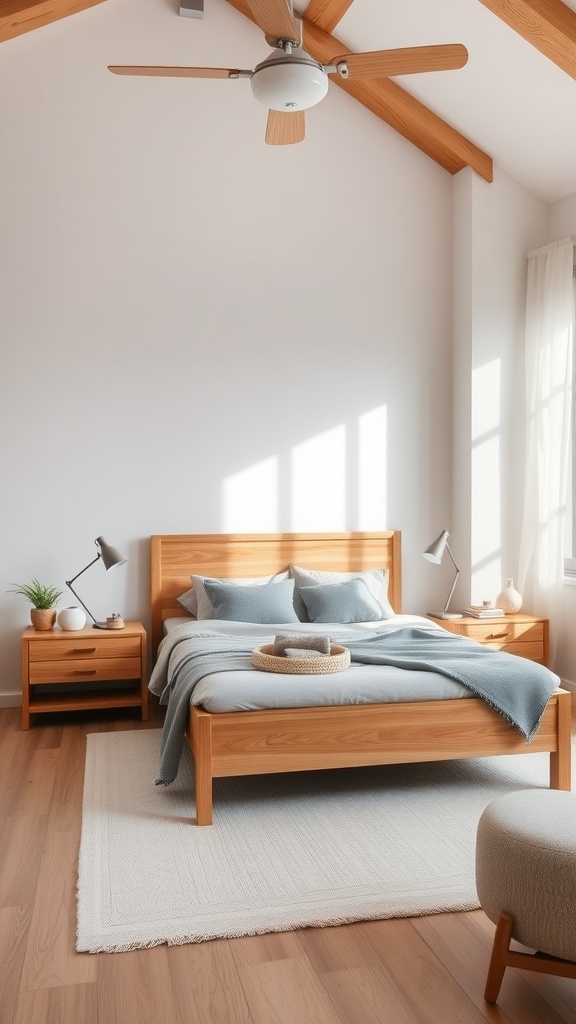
250,62,328,111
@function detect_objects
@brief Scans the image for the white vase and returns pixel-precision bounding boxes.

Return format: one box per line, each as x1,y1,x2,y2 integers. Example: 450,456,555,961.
495,578,523,614
57,606,87,631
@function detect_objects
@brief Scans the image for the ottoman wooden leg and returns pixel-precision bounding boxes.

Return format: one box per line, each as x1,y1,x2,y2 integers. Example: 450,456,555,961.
485,912,514,1003
484,910,576,1002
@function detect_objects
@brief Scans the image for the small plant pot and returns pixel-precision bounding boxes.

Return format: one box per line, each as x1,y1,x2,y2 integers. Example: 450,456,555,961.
31,608,57,631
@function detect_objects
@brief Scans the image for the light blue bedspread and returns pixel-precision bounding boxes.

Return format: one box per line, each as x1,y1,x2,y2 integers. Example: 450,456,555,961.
151,626,560,786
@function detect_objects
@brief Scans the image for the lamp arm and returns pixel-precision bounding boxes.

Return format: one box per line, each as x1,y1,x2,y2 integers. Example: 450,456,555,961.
65,553,102,624
65,581,97,624
66,553,101,588
442,542,460,616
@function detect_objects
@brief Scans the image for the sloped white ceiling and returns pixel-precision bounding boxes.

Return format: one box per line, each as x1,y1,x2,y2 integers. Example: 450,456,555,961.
328,0,576,203
3,0,576,203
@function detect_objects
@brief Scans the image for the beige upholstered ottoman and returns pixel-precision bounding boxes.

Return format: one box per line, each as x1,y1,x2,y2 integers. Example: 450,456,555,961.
476,789,576,1002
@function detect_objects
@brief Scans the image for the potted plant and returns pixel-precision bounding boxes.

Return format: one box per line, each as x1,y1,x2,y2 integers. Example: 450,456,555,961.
8,578,64,631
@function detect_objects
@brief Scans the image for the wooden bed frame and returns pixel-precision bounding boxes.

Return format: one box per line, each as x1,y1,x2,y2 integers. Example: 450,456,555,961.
151,532,572,825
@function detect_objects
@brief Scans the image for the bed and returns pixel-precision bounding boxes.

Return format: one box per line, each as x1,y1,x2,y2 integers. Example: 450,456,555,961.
150,532,572,825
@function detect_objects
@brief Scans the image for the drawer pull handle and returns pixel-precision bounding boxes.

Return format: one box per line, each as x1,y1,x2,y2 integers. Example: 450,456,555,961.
74,669,97,676
487,631,509,640
74,647,97,654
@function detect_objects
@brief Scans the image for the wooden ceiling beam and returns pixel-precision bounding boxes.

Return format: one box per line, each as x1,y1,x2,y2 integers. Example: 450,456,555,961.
225,0,493,181
476,0,576,80
0,0,107,44
302,19,494,180
302,0,356,33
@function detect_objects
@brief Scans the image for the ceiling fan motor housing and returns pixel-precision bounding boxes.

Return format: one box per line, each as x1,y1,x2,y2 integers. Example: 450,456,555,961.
250,50,329,111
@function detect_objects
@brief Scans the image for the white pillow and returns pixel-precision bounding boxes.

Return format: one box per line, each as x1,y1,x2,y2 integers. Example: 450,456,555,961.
177,587,198,617
289,565,394,622
191,571,289,620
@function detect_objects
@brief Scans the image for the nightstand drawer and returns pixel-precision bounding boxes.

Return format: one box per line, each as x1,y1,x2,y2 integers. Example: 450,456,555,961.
29,636,141,661
29,657,142,684
456,621,544,645
427,613,549,666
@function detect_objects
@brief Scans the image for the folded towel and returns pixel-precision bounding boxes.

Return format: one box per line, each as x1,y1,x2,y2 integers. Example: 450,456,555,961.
273,633,331,656
284,647,330,660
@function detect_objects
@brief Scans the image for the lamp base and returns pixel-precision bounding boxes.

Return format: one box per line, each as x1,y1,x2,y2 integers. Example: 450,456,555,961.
428,611,463,620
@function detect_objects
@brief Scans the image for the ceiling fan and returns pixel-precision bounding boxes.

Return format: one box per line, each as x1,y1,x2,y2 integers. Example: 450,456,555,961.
108,0,468,146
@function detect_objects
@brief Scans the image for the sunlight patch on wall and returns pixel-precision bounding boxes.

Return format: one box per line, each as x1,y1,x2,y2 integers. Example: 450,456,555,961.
291,426,346,531
358,406,387,528
222,407,388,534
222,457,278,532
471,358,502,604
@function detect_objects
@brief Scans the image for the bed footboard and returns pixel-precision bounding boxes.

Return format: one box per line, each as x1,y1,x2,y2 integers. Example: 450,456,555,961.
186,690,572,826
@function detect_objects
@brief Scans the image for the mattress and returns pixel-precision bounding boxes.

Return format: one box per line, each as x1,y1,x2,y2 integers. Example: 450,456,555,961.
153,616,472,712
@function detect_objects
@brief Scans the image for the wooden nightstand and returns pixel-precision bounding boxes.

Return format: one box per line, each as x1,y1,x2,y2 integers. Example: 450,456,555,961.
427,612,549,665
21,621,148,729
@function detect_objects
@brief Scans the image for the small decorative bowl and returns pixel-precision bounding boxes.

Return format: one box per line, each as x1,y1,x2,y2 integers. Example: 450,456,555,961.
106,615,125,629
57,606,86,631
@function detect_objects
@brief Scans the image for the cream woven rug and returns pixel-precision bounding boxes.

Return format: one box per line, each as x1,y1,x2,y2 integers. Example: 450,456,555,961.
77,728,561,952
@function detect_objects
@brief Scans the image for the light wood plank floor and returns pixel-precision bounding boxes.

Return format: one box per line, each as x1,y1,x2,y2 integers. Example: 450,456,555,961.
1,703,575,1024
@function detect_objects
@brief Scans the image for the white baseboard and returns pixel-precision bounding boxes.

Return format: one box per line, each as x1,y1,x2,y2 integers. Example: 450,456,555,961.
0,692,21,708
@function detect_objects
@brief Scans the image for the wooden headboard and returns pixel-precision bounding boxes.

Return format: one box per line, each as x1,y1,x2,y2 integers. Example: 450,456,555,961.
150,531,402,655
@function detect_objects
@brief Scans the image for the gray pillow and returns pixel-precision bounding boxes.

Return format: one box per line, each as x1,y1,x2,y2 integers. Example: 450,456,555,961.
202,578,298,624
290,565,394,622
297,578,382,623
190,571,289,619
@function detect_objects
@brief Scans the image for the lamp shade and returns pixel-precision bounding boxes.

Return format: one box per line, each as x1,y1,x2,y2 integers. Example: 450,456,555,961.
96,536,127,571
423,529,450,565
422,529,462,620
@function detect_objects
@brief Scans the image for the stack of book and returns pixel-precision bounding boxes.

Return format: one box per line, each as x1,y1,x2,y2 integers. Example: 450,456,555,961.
462,605,505,618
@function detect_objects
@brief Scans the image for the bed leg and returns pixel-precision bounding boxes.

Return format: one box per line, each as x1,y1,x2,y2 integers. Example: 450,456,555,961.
190,708,213,826
195,765,213,826
550,690,572,791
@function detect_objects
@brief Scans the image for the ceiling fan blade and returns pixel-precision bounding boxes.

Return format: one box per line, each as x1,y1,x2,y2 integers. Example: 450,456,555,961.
265,109,305,145
331,44,468,80
246,0,299,41
108,65,248,78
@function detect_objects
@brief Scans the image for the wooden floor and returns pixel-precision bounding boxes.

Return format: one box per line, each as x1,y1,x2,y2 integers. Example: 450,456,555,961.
1,703,575,1024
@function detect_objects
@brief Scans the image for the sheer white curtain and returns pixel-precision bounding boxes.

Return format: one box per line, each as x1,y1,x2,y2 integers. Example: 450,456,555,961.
518,236,575,662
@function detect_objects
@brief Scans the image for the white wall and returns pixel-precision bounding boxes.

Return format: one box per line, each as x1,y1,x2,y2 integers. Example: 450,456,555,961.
547,191,576,685
0,0,454,702
548,194,576,240
451,166,549,610
452,173,576,684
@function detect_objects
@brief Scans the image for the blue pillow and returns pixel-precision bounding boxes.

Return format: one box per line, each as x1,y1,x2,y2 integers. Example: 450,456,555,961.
202,578,298,624
297,577,382,623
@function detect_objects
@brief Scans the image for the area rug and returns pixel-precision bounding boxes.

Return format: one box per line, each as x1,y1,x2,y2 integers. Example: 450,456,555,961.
77,728,570,952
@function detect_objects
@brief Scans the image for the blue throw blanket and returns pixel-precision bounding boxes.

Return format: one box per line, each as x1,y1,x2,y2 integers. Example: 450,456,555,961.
151,626,560,786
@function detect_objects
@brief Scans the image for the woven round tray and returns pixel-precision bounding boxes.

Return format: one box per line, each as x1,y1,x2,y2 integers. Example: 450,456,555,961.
251,644,350,675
